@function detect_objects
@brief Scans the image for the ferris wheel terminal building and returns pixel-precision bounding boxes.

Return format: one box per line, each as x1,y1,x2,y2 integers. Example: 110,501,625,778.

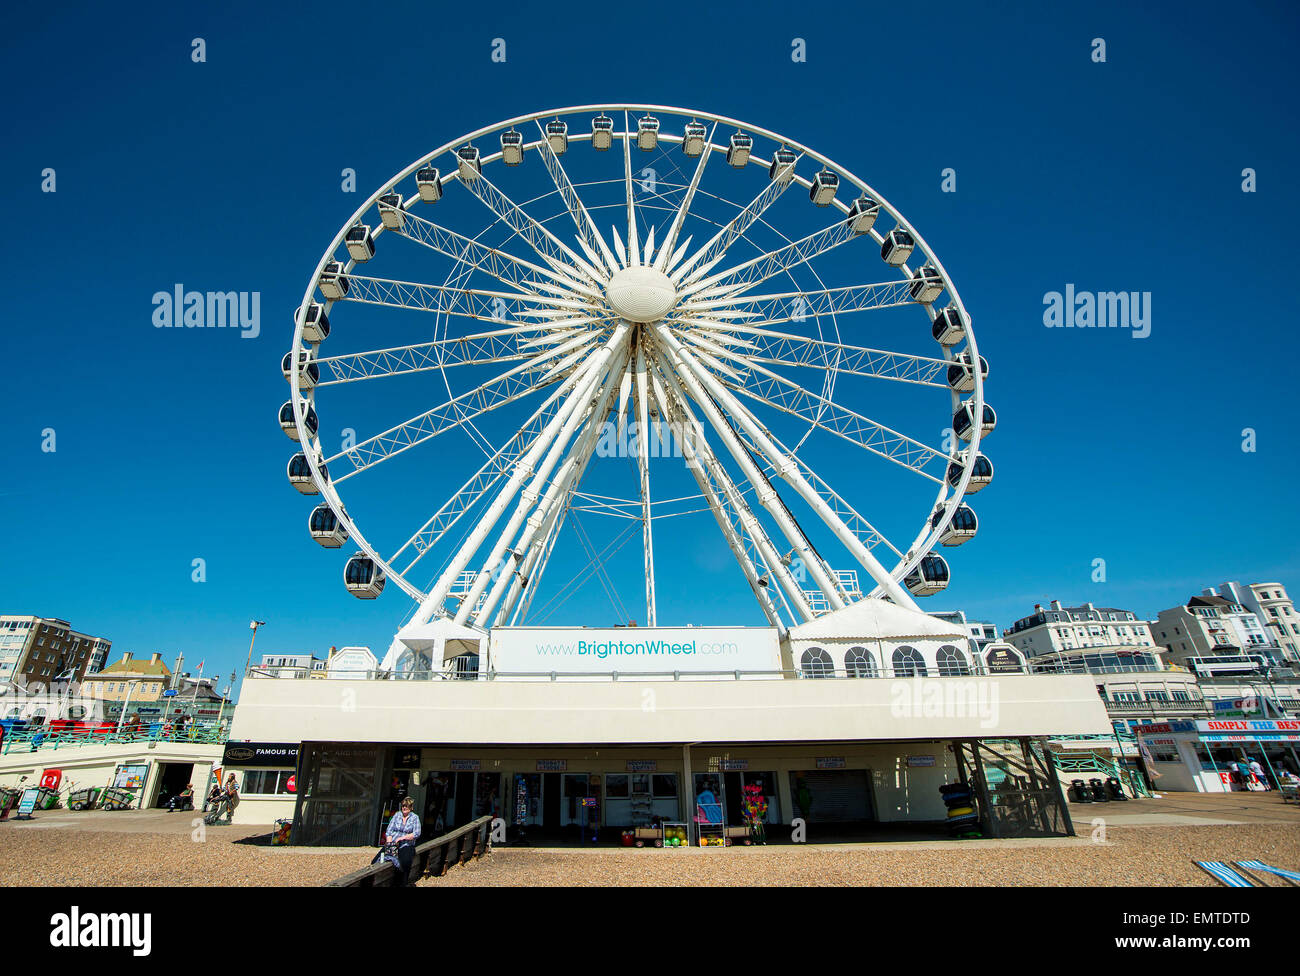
227,602,1109,845
241,106,1113,845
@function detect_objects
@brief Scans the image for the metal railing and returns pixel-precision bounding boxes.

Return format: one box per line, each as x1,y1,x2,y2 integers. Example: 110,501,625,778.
247,664,1021,682
325,815,493,887
0,723,228,754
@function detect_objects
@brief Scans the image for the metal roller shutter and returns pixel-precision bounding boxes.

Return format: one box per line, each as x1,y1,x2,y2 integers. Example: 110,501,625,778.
798,770,873,822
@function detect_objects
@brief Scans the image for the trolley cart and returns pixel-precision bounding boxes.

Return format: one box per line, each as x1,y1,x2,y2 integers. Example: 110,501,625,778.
34,785,60,810
100,787,136,811
68,787,103,811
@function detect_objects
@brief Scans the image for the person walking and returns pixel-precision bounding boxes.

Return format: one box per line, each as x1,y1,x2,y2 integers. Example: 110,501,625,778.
222,774,240,823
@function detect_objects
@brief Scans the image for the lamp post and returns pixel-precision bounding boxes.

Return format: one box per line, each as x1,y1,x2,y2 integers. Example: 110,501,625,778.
245,621,267,674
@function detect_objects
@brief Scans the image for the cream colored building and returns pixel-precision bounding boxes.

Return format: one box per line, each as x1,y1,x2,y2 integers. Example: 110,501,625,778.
223,601,1111,845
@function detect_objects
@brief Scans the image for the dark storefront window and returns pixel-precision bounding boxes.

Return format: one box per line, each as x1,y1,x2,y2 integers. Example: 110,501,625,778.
292,742,384,847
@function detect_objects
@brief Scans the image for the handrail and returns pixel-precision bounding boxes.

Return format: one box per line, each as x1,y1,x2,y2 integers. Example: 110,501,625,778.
325,815,494,887
0,723,229,754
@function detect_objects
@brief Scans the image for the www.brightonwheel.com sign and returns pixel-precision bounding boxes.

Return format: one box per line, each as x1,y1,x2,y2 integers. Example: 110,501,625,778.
488,626,781,676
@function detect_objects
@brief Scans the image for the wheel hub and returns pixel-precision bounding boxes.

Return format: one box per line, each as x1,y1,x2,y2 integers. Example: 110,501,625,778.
605,266,677,323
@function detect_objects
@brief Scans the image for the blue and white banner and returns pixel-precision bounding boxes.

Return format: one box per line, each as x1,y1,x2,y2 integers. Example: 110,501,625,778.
488,626,781,676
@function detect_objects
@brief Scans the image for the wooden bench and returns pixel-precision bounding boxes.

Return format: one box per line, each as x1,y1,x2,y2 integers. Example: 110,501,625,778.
326,815,493,887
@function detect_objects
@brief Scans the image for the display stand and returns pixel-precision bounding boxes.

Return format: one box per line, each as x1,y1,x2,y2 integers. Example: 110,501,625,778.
578,797,599,844
659,822,688,848
694,802,725,847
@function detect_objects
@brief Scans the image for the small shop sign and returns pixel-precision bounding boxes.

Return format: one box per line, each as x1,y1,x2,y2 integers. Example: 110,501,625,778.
906,756,936,768
536,760,567,771
16,788,39,819
450,759,481,771
719,760,748,771
816,757,847,769
626,760,657,771
221,742,300,767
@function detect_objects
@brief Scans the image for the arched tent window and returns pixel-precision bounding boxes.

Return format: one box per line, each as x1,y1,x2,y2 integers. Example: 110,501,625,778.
800,646,833,678
5,707,20,719
892,646,927,678
845,646,878,678
937,644,971,676
31,708,47,726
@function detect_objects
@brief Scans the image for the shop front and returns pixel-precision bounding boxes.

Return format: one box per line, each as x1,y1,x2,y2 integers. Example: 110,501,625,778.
1135,719,1300,792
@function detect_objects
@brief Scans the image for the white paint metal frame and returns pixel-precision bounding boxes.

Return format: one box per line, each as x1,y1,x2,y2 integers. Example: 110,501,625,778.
284,105,988,668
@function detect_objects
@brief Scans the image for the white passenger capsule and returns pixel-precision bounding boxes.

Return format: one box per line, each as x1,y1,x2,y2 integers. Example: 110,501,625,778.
500,129,524,166
726,132,752,167
309,503,348,548
881,229,914,266
591,114,614,151
317,261,348,300
416,166,443,202
279,400,318,442
904,552,950,596
345,224,375,262
344,552,385,599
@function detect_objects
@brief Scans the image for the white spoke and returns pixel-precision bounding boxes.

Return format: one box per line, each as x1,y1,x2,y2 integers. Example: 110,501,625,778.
340,274,593,318
679,216,857,300
535,119,621,275
323,338,594,482
694,346,950,481
623,111,638,267
676,327,949,388
647,358,799,626
678,279,918,328
653,121,716,271
671,151,803,285
455,164,609,285
317,326,603,386
390,390,567,574
398,210,602,299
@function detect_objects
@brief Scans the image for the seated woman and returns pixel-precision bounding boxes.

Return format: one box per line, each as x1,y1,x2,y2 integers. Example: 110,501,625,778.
167,783,195,812
383,796,422,886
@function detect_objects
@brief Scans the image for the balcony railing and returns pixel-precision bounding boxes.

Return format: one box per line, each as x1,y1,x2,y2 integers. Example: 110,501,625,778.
0,722,228,755
245,664,1042,682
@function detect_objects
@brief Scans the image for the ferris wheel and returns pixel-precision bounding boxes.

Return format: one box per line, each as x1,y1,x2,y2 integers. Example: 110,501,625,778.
281,104,995,667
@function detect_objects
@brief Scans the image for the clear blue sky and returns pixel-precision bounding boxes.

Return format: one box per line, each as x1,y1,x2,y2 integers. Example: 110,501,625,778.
2,0,1297,689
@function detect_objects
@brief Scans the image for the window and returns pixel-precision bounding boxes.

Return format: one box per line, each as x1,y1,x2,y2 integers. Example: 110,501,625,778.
651,775,677,798
892,646,927,677
242,770,294,795
936,645,970,676
845,646,878,678
800,647,833,678
604,775,629,799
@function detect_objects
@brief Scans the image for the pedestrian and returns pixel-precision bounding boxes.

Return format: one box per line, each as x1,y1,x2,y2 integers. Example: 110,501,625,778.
204,781,223,813
384,796,422,886
222,774,240,823
1248,758,1270,791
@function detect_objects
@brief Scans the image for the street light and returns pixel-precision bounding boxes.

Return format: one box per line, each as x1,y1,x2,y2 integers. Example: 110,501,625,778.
245,621,267,674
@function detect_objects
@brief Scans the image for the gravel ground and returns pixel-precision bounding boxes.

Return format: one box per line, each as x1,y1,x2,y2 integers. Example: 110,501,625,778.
0,825,367,887
2,796,1296,887
421,824,1300,887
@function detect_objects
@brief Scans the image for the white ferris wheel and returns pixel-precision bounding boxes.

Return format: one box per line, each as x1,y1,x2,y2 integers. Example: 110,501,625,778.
281,105,995,671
